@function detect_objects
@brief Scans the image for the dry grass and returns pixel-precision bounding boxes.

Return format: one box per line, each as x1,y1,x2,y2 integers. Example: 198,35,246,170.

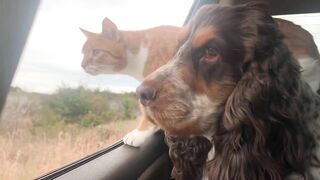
0,120,137,180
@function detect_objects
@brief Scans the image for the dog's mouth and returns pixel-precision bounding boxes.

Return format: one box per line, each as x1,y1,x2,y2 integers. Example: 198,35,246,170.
144,96,218,136
146,101,191,122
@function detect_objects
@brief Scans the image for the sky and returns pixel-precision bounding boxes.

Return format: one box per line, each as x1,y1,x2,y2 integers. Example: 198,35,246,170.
11,0,194,94
11,0,320,94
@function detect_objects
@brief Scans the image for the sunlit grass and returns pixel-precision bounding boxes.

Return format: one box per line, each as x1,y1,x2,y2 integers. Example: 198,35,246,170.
0,120,137,180
0,87,139,179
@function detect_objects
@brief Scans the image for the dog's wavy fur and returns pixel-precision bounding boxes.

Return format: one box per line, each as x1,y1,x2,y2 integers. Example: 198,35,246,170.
163,3,320,180
206,3,318,180
165,135,212,180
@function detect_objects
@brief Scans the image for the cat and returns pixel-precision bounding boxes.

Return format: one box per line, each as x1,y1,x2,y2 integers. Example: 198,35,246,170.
81,17,320,147
80,18,184,147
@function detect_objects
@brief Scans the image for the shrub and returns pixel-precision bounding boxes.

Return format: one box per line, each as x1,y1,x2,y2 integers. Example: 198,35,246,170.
47,87,92,123
80,111,104,127
5,86,139,129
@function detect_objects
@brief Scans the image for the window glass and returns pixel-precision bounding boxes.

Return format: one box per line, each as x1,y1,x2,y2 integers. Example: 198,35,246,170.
275,13,320,50
0,0,193,179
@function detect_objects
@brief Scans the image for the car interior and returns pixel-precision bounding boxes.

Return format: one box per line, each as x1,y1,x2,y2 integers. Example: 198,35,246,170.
1,0,319,179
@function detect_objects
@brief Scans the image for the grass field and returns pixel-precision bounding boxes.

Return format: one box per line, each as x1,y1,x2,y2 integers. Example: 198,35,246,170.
0,87,138,180
0,120,137,180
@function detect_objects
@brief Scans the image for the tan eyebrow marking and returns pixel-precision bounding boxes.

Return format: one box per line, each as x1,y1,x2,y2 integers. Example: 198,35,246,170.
192,26,215,48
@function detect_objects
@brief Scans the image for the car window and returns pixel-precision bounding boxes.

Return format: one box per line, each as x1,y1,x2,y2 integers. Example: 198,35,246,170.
275,13,320,50
0,0,193,179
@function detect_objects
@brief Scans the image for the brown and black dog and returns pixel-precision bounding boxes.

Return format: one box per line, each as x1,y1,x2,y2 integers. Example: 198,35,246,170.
137,2,320,180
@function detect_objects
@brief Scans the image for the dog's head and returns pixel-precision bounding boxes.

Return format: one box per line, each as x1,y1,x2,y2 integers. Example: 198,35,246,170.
137,3,283,136
137,2,314,179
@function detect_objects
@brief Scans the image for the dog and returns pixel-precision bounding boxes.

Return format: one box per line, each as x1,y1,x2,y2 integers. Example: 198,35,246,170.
136,2,320,180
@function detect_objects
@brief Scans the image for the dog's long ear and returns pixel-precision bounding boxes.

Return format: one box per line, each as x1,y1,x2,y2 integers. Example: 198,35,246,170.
222,0,299,133
207,4,307,180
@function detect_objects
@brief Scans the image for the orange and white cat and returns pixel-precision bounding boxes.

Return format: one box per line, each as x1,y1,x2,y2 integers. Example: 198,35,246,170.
81,18,183,147
81,17,320,147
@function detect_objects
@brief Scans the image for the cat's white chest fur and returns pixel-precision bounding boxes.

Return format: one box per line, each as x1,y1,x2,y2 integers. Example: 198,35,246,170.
121,47,149,82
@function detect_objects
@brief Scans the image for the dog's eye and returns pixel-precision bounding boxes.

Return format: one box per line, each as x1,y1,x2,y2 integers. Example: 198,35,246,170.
202,47,218,62
92,49,100,56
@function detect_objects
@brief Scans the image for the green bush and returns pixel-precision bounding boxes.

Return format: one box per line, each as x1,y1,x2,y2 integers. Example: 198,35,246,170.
80,111,104,127
47,87,92,123
35,86,139,127
122,98,137,119
6,86,139,129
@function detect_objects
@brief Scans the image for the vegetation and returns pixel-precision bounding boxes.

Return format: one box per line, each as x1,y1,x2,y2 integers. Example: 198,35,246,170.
22,86,139,128
0,86,139,180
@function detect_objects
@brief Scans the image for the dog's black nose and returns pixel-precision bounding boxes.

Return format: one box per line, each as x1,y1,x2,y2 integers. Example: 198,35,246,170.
136,85,157,106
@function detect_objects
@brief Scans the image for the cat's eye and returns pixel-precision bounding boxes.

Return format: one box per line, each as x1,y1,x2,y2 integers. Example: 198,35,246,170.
92,49,100,56
202,47,218,62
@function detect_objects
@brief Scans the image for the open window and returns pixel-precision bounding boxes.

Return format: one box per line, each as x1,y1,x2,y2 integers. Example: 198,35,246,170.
1,0,319,180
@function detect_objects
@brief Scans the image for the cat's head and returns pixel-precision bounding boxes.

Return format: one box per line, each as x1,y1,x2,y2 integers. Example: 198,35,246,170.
80,18,127,75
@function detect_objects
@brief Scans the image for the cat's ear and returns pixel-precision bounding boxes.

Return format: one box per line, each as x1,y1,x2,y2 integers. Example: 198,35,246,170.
80,28,95,38
102,17,120,41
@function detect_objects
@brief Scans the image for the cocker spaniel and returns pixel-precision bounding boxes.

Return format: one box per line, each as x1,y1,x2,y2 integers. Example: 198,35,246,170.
136,2,320,180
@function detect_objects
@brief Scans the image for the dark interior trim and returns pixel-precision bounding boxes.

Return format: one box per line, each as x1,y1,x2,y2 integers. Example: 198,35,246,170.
184,0,217,25
0,0,39,113
35,140,124,180
36,131,171,180
224,0,320,15
35,130,169,180
184,0,320,25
